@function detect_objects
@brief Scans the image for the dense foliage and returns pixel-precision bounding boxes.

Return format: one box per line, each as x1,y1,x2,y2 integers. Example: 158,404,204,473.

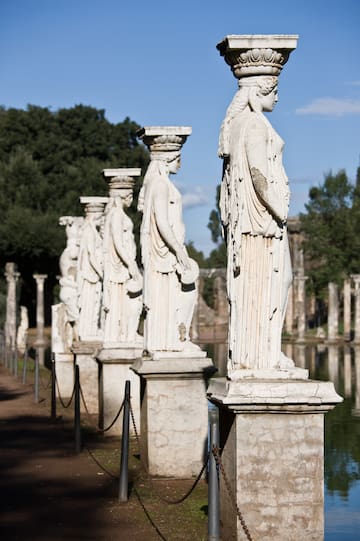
0,104,149,322
300,168,360,298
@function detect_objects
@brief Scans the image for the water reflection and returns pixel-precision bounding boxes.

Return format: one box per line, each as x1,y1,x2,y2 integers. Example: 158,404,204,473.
207,341,360,540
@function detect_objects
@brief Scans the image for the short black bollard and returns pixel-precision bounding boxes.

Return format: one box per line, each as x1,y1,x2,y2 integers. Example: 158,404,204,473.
51,353,56,421
74,364,82,454
208,406,220,541
34,350,39,403
13,346,18,377
118,380,130,502
22,346,28,384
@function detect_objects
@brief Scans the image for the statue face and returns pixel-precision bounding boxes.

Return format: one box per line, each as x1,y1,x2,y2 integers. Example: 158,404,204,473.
259,87,278,112
123,193,133,208
168,156,181,174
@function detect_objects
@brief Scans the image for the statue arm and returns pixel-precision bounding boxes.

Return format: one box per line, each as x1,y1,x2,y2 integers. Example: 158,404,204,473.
245,118,287,224
110,213,140,278
153,181,191,270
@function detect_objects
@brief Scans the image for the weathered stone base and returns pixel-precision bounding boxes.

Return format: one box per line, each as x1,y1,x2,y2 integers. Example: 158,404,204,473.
207,378,342,541
97,347,142,436
72,341,102,414
54,352,74,398
132,355,216,478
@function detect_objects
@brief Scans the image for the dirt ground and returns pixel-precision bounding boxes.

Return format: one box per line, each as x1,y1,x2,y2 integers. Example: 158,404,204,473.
0,360,208,541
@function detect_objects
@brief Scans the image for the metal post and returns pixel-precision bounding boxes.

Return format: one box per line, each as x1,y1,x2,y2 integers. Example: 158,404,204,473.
13,345,18,377
208,406,220,541
22,344,28,384
118,380,130,502
51,354,56,421
34,349,39,403
74,364,82,454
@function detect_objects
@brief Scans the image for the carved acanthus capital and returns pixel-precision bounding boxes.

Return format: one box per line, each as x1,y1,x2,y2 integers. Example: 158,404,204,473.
102,168,141,194
217,34,298,79
80,196,108,215
137,126,192,154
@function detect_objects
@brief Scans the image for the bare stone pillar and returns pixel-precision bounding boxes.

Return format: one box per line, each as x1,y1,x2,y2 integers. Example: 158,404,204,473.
33,274,47,365
351,275,360,344
295,275,307,342
352,346,360,417
285,284,294,335
327,282,339,342
343,278,351,341
5,263,20,351
343,346,352,398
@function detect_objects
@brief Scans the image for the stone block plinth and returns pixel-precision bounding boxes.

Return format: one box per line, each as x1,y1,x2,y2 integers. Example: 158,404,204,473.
132,355,216,478
96,346,142,436
72,341,102,414
54,352,75,398
207,378,342,541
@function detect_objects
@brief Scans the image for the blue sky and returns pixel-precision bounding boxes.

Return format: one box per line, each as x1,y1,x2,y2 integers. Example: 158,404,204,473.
1,0,359,255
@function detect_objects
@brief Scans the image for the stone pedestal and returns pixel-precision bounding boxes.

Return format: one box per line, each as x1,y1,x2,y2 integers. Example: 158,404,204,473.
96,346,142,436
132,355,216,478
54,352,75,398
207,377,342,541
72,341,102,414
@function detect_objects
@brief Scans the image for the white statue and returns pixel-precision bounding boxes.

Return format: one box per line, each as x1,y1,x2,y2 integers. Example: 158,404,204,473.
102,169,143,345
59,216,84,341
16,305,29,355
77,197,108,341
217,35,298,377
138,126,201,355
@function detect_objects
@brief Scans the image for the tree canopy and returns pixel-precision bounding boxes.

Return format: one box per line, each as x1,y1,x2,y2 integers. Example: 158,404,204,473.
300,168,360,297
0,104,149,323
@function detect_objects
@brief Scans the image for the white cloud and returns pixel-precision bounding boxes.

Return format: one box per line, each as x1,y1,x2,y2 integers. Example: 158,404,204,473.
349,81,360,86
182,187,209,208
296,98,360,116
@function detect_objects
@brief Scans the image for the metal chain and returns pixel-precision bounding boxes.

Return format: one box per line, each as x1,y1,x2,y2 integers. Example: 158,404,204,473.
55,374,75,409
100,398,125,433
130,399,208,506
84,445,119,480
39,369,52,390
79,382,92,421
212,446,253,541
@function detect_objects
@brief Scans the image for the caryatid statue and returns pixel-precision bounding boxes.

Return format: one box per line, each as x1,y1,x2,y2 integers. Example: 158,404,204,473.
77,196,108,341
137,126,201,355
102,169,143,346
217,35,298,377
59,215,84,340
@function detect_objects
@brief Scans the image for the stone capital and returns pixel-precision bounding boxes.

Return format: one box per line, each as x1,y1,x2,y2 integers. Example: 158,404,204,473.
33,273,47,283
351,274,360,287
102,168,141,192
80,196,108,214
137,126,192,153
217,34,298,80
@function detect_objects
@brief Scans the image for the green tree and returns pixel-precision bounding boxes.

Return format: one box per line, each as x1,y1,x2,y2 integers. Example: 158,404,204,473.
0,105,149,324
300,169,360,297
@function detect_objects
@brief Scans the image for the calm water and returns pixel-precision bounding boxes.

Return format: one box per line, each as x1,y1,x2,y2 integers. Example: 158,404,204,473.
206,342,360,540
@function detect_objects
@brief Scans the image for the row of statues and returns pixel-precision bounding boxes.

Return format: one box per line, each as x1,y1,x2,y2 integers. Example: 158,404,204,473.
56,35,300,376
57,128,201,357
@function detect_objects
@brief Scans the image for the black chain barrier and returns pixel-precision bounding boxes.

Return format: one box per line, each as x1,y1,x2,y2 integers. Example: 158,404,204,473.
39,368,52,391
212,446,253,541
130,399,209,506
55,374,76,409
100,398,125,433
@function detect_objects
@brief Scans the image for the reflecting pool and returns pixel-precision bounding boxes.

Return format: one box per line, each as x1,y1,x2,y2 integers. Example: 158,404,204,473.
206,342,360,540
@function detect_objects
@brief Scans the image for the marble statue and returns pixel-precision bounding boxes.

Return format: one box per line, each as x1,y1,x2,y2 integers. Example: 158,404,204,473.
58,215,84,342
102,169,143,345
217,35,298,377
77,196,108,341
137,126,200,355
16,305,29,355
